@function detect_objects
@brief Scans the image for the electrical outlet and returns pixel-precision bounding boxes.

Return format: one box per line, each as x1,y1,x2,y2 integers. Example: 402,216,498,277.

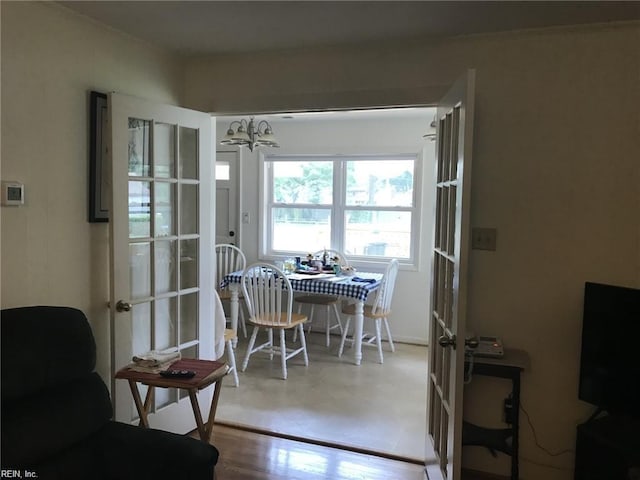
471,227,497,251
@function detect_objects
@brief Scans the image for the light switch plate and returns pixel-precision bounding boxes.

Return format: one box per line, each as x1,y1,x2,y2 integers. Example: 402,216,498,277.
471,227,497,251
2,181,24,206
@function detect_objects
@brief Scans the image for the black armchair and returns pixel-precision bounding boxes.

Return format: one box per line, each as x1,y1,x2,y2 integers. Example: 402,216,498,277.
1,306,219,480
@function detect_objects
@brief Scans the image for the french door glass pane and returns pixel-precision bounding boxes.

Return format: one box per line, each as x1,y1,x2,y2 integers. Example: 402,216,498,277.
128,118,150,177
345,160,414,207
179,126,198,179
182,344,198,359
131,302,151,357
131,301,151,422
155,182,175,237
272,207,330,252
155,387,177,410
129,243,151,299
180,239,198,290
179,292,198,344
155,240,176,295
154,123,175,178
129,181,151,238
273,161,333,204
180,184,198,234
155,297,176,351
344,210,411,258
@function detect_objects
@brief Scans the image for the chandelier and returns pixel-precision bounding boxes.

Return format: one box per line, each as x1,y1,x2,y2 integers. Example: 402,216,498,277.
220,117,280,151
423,118,437,142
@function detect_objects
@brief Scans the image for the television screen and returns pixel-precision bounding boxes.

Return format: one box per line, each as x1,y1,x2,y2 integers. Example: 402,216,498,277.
579,282,640,417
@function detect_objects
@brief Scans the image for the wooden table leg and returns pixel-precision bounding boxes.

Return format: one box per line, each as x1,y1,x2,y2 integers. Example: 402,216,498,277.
127,379,149,428
204,377,224,443
188,377,224,443
188,388,207,441
143,385,154,416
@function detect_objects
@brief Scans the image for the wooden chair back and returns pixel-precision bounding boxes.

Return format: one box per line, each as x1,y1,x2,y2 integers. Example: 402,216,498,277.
215,244,246,292
370,259,399,316
241,263,295,327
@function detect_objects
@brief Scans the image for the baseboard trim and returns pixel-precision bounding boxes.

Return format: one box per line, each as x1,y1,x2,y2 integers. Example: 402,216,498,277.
214,420,424,466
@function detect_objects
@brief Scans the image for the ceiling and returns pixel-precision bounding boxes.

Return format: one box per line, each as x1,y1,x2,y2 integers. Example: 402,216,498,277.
59,1,640,56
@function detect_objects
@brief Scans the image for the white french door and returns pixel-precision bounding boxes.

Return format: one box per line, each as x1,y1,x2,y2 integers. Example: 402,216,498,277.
109,93,216,432
425,70,476,480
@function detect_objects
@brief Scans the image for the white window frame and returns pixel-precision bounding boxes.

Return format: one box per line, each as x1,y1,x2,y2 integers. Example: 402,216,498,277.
259,152,423,269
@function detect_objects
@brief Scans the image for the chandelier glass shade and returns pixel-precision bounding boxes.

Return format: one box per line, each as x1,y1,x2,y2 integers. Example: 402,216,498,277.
423,118,437,142
220,117,280,151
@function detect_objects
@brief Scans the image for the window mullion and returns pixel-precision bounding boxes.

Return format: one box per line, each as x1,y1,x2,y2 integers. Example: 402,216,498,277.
332,158,345,252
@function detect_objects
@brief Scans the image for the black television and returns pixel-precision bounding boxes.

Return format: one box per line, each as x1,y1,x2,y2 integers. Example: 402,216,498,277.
578,282,640,418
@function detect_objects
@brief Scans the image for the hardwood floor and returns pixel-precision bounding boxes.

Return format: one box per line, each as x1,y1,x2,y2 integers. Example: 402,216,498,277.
205,423,425,480
202,424,505,480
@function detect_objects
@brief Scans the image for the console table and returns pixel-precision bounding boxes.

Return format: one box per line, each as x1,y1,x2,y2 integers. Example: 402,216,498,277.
463,348,529,480
115,358,229,443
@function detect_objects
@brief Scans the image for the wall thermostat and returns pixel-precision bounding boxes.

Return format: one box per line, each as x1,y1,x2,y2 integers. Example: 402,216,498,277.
2,181,25,206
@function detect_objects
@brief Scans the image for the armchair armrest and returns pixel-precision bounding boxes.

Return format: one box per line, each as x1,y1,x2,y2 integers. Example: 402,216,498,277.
97,422,218,480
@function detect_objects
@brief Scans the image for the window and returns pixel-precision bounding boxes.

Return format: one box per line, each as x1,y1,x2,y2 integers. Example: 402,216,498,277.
263,154,420,264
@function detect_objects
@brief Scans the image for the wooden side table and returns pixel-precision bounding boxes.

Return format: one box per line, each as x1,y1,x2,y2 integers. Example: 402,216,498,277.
463,349,530,480
115,358,229,443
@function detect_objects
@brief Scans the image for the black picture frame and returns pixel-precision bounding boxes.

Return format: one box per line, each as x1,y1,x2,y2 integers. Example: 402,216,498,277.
89,91,109,222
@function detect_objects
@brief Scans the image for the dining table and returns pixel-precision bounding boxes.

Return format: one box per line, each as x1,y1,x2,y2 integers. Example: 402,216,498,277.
221,269,383,366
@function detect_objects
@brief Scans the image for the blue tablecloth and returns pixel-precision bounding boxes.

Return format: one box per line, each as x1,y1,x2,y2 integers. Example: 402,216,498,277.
222,270,382,302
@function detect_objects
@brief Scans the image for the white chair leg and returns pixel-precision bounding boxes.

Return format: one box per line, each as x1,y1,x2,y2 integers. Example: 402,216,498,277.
383,317,395,352
375,318,384,364
226,338,239,387
239,307,248,338
332,303,343,335
325,306,331,347
338,317,350,357
267,328,274,360
279,328,287,380
298,323,309,366
242,326,260,372
293,303,303,342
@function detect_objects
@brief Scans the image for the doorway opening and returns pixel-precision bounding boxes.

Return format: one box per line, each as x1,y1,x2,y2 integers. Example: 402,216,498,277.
214,106,436,461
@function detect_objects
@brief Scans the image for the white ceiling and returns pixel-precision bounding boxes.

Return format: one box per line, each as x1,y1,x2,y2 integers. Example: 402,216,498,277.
59,1,640,56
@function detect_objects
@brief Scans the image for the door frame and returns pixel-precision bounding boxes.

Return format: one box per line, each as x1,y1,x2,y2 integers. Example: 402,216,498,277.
213,100,444,454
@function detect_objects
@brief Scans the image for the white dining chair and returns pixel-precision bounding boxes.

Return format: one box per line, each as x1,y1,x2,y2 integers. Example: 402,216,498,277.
215,243,247,338
294,249,348,347
214,290,239,387
338,258,399,363
241,263,309,380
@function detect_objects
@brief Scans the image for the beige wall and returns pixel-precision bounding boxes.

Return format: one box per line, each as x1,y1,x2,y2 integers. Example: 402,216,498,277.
186,23,640,479
0,2,184,382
